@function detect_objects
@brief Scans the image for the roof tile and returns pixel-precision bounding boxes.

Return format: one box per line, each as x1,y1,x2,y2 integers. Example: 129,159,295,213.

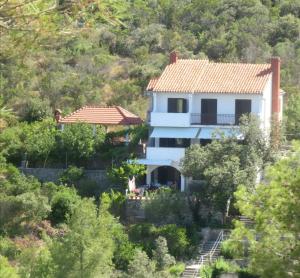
59,106,143,125
148,59,272,94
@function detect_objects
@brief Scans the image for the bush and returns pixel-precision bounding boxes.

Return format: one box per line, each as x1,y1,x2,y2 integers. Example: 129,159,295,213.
0,255,19,278
144,189,192,226
153,236,175,270
128,223,191,259
107,161,146,189
0,237,20,260
59,166,101,198
157,224,190,259
211,258,240,278
59,166,84,185
168,263,185,277
48,187,80,225
100,190,126,219
220,240,235,259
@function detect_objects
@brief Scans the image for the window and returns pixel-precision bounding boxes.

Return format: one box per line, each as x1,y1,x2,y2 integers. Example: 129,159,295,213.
159,138,190,148
168,98,188,113
235,99,251,124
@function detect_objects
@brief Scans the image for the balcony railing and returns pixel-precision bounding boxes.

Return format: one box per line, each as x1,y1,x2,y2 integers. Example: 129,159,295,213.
191,113,237,125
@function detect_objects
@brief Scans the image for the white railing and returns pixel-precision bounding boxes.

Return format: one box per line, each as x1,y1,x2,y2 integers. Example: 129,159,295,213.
191,230,224,278
208,230,224,262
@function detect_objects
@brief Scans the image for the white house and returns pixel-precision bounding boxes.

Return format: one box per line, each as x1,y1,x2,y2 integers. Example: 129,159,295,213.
138,52,283,191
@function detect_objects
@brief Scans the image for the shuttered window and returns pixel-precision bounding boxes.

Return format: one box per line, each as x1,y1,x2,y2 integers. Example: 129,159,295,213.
168,98,188,113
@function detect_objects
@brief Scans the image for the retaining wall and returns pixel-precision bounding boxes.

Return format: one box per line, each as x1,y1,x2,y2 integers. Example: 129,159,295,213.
20,167,108,186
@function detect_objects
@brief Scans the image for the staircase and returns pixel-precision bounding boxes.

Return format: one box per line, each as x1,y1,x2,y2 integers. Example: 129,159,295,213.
181,230,229,278
239,216,254,227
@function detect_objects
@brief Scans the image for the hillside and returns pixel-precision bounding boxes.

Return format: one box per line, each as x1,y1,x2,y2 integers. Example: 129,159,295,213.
1,0,300,133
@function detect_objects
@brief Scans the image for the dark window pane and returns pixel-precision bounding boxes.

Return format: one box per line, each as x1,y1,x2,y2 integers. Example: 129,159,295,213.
235,100,251,124
168,98,188,113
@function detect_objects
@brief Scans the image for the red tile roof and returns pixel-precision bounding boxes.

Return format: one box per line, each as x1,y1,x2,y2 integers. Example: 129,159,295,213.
59,106,143,125
147,59,272,94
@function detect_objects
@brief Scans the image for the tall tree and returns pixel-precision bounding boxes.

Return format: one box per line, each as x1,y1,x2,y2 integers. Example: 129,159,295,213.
230,141,300,278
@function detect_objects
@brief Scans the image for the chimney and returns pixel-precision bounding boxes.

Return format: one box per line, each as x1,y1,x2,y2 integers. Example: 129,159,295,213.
170,51,178,64
271,57,280,120
54,109,62,123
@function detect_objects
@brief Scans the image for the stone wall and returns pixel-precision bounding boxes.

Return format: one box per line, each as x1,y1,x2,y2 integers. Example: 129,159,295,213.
20,167,108,186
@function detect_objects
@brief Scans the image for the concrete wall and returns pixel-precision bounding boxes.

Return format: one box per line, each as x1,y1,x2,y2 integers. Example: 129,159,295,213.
20,167,108,186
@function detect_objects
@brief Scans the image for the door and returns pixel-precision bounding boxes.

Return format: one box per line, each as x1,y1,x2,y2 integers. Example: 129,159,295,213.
235,99,251,124
201,99,217,124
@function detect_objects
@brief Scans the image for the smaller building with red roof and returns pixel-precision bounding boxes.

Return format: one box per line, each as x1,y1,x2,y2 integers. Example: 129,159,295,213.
56,106,143,129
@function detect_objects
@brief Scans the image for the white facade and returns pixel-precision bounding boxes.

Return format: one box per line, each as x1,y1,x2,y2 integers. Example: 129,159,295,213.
139,75,278,192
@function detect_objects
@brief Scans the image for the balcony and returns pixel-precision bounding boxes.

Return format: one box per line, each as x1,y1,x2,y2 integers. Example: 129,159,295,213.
191,113,237,126
151,112,190,127
146,147,185,162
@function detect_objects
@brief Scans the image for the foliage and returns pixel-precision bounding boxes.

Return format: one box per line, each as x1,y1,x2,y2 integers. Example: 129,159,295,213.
168,263,185,277
100,190,126,219
230,141,300,278
144,188,192,225
153,236,175,270
57,123,105,163
181,116,270,217
220,240,236,260
50,198,115,278
23,119,57,167
59,166,85,185
200,258,240,278
128,223,191,259
59,165,101,198
0,255,19,278
107,160,146,189
284,86,300,140
0,237,20,260
48,187,80,225
126,249,156,278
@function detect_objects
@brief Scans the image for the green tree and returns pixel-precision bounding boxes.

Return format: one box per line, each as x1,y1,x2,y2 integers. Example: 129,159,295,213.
50,198,115,278
23,119,57,167
230,141,300,278
153,236,175,271
58,123,104,164
107,160,146,189
181,116,269,218
126,249,156,278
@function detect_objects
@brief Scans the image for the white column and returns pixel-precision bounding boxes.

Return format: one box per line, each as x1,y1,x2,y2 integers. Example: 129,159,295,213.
93,124,96,136
189,94,193,113
155,137,159,147
146,167,151,184
153,93,157,112
180,174,185,192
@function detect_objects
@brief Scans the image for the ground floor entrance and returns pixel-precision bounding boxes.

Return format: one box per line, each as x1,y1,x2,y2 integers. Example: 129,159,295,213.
146,165,186,191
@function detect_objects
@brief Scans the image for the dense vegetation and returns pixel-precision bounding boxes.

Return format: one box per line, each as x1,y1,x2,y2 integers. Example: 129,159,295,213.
1,1,300,277
1,0,300,138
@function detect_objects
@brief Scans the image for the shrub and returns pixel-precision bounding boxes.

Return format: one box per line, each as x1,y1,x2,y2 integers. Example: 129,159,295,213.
157,224,190,259
59,166,84,185
153,236,175,270
128,223,191,259
101,190,126,219
48,187,80,225
144,189,192,226
0,237,20,260
211,258,240,278
107,161,146,189
220,240,235,259
0,255,19,278
168,263,185,277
